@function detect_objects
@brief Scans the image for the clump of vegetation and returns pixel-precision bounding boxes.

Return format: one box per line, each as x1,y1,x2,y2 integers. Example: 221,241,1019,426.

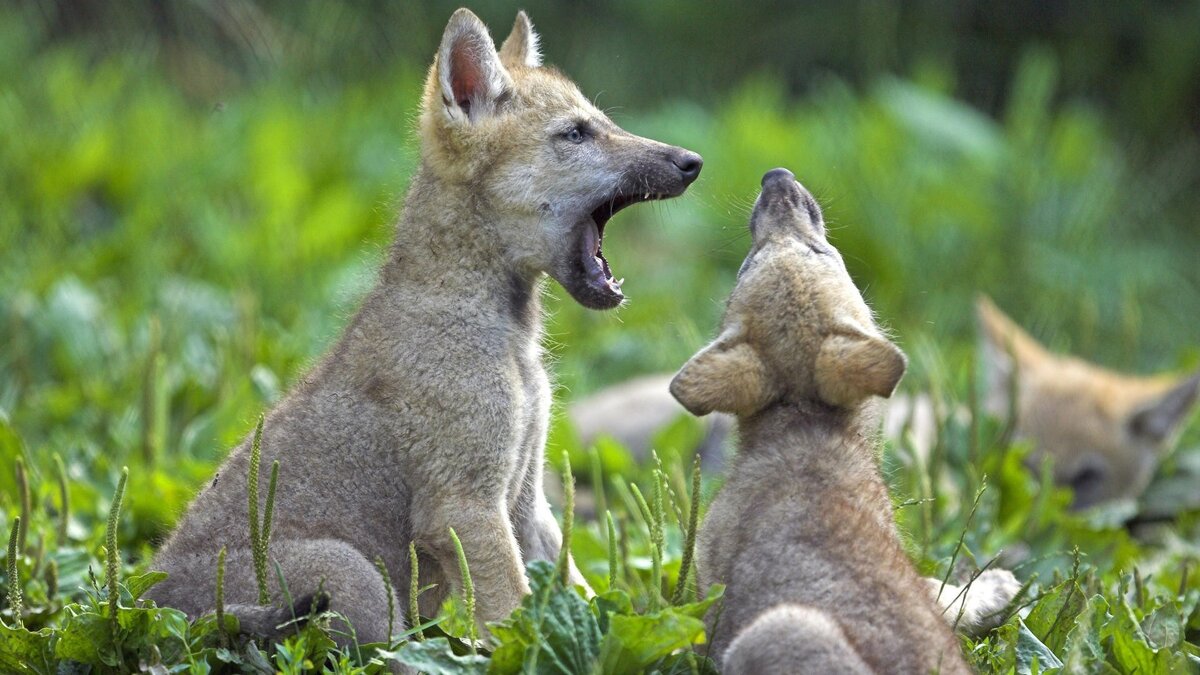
1,5,1198,672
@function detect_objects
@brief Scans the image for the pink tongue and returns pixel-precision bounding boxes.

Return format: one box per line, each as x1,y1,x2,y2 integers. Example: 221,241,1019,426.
581,221,600,256
580,221,613,288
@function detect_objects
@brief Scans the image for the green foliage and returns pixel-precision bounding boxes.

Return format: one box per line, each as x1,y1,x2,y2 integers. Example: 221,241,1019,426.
14,458,29,553
373,556,394,645
447,527,477,652
1,8,1199,673
557,453,577,588
247,415,268,604
606,511,619,592
52,453,69,544
671,460,703,606
105,466,128,639
5,518,21,629
408,541,423,642
397,558,723,675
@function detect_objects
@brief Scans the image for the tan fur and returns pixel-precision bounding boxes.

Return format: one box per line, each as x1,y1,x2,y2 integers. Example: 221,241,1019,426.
148,8,701,653
672,168,970,673
978,295,1200,508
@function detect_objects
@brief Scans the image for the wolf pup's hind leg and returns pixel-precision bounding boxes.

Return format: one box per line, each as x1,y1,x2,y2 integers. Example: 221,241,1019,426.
150,539,400,647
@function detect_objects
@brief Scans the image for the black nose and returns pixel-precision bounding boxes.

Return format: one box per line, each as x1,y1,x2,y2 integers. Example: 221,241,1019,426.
761,167,794,187
672,150,703,185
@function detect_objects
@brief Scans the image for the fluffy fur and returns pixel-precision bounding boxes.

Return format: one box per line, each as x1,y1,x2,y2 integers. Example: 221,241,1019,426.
148,8,701,651
672,168,971,673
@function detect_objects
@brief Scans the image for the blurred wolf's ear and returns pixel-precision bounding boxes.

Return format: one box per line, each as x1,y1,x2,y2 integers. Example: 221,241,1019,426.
499,11,542,68
671,326,773,417
976,295,1047,414
1127,371,1200,444
815,329,906,407
435,9,513,123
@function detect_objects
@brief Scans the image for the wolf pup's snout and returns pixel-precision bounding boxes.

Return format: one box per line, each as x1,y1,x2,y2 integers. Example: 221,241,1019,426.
752,168,825,242
761,167,794,186
671,149,704,185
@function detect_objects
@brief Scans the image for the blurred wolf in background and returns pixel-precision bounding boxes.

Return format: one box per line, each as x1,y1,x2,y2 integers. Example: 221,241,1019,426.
148,8,702,648
975,295,1200,509
570,298,1199,510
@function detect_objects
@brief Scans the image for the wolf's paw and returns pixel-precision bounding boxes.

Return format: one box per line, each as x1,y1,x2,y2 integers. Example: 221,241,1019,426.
955,569,1022,636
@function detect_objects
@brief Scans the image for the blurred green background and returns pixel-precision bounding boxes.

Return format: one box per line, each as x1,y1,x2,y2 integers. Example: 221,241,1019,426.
2,0,1199,485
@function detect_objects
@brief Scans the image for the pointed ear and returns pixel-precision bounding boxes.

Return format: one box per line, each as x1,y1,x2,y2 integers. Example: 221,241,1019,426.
976,295,1046,409
435,9,512,123
1128,372,1200,444
670,328,773,417
498,11,542,68
815,329,906,407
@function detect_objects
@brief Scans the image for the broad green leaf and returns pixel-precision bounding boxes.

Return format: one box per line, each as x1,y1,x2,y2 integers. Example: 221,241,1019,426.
490,560,602,674
124,570,169,602
1060,595,1112,675
0,622,56,675
596,610,707,675
1025,580,1087,653
648,650,720,675
1014,619,1063,675
1142,600,1185,651
390,638,488,675
1103,600,1173,675
592,588,635,635
670,585,724,622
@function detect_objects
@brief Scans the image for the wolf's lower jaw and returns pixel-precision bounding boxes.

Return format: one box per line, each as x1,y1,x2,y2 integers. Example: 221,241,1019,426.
580,219,623,296
564,190,673,309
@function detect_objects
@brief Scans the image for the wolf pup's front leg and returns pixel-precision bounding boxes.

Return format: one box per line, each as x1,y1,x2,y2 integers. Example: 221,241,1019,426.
516,494,590,591
424,500,531,627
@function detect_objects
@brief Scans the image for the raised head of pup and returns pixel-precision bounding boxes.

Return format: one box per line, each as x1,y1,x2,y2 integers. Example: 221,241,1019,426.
671,168,993,674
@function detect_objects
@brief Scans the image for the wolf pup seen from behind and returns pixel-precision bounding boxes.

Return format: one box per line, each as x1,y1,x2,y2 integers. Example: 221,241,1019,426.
671,169,969,673
148,8,702,646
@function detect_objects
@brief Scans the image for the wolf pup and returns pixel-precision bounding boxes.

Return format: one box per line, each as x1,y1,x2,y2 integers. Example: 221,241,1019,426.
978,296,1200,509
671,169,969,673
148,9,702,645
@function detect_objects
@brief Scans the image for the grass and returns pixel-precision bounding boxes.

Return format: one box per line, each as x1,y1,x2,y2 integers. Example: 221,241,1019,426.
1,16,1199,674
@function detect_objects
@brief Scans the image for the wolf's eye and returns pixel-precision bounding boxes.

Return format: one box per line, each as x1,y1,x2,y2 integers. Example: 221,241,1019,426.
564,125,586,144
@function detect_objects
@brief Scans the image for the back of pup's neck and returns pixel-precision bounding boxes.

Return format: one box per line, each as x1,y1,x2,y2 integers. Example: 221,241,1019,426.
736,397,884,470
741,397,880,437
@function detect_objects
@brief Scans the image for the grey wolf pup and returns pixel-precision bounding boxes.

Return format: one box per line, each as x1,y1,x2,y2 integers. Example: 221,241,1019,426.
671,168,970,673
148,8,702,648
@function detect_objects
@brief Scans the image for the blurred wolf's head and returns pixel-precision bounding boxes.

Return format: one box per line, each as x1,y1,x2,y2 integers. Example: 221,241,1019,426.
415,9,702,310
978,296,1200,508
670,168,906,419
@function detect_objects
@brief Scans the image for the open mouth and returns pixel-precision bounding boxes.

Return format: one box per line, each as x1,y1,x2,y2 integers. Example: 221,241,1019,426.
577,192,670,308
